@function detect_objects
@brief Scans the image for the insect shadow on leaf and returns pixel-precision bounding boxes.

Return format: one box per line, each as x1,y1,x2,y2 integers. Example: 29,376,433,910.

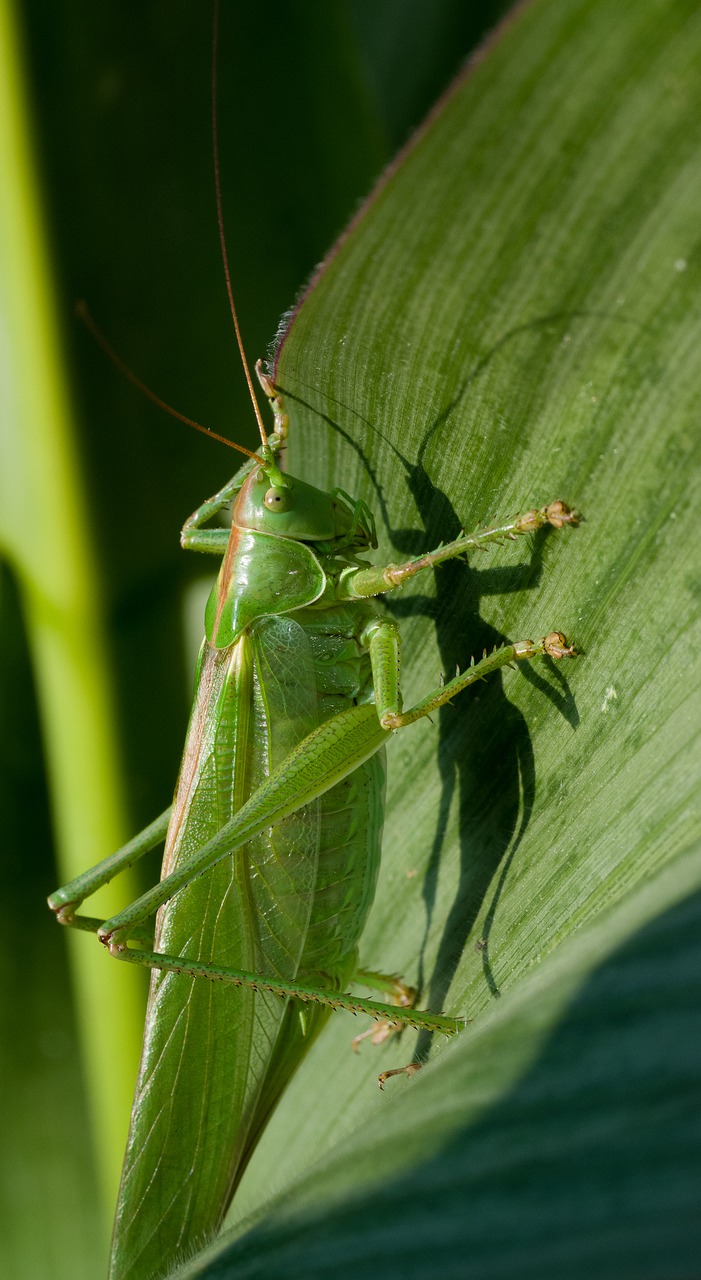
276,307,601,1065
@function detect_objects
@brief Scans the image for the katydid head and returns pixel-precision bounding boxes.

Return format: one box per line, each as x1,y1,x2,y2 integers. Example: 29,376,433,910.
234,466,336,541
233,465,376,551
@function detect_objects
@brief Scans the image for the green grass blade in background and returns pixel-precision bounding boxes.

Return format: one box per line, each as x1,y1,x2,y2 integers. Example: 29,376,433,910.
171,0,701,1274
0,0,145,1260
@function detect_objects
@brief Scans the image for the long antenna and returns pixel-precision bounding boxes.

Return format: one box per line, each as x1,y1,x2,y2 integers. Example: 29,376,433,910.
212,0,269,455
76,301,264,463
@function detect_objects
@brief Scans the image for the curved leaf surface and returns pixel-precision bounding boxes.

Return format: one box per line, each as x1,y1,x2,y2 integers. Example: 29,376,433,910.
172,0,701,1275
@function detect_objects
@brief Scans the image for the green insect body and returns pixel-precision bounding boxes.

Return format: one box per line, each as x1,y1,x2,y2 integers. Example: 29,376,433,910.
111,451,393,1274
50,370,579,1279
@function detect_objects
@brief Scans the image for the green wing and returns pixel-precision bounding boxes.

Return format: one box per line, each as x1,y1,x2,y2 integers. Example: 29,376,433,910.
110,616,322,1279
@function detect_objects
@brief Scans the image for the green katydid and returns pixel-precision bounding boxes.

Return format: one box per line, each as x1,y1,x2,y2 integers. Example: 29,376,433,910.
48,16,579,1279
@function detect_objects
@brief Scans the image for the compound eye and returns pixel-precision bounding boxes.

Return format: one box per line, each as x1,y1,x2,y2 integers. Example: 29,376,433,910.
264,485,293,513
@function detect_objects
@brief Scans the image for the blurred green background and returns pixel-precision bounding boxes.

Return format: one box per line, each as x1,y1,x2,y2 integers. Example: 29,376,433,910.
0,2,507,1275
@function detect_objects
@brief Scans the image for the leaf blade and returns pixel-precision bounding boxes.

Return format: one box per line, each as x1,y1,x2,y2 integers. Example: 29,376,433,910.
172,0,701,1273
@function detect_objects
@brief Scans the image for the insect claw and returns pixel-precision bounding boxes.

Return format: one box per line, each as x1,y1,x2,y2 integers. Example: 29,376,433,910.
544,500,580,528
543,631,578,659
351,1027,375,1052
378,1062,423,1090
